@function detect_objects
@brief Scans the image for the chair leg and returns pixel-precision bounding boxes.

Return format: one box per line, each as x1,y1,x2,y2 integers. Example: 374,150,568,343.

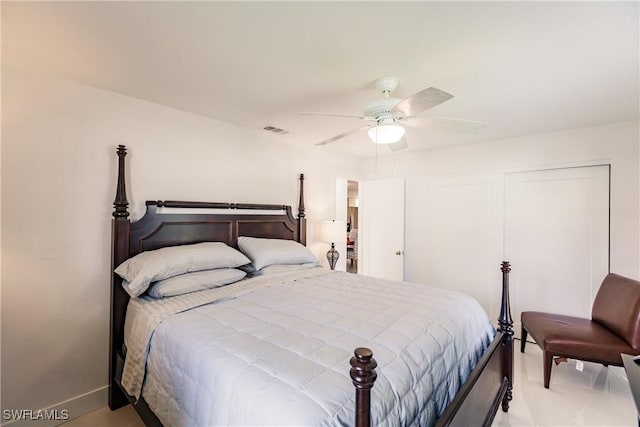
521,326,528,353
543,351,553,389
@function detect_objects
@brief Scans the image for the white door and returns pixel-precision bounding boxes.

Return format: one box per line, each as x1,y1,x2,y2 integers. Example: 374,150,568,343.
360,177,405,281
426,173,502,318
504,166,610,337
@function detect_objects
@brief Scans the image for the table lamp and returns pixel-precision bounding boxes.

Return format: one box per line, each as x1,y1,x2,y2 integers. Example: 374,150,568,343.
321,219,345,270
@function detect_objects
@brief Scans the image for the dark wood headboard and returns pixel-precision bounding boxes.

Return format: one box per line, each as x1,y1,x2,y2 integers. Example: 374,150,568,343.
109,145,307,409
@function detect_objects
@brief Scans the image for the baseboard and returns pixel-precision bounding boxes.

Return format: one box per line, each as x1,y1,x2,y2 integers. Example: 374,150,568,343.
1,386,107,427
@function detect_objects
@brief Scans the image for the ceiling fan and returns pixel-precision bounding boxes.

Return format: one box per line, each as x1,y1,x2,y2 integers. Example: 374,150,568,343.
302,77,487,151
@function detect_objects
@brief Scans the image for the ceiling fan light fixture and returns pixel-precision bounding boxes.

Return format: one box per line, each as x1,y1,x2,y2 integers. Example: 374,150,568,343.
367,124,406,144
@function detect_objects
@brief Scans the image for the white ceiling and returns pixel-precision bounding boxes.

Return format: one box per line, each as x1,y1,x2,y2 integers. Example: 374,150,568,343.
3,1,638,158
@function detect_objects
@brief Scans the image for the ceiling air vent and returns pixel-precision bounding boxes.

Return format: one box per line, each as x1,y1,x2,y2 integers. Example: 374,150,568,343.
263,125,290,135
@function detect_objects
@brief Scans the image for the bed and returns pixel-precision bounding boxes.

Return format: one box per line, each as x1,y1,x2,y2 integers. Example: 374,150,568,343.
108,145,514,426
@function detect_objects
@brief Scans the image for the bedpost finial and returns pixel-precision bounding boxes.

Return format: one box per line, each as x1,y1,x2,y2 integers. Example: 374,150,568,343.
501,261,511,273
350,347,377,390
351,347,376,426
113,145,130,218
298,173,306,219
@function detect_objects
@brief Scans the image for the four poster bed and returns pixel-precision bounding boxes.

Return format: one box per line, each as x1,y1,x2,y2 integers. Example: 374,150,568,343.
108,145,514,426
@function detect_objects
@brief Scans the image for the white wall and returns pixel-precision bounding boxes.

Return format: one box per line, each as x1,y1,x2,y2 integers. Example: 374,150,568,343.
364,121,640,319
0,64,363,419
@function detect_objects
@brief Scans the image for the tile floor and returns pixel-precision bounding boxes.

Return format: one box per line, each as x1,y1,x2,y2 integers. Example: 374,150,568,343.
60,342,635,426
494,343,633,426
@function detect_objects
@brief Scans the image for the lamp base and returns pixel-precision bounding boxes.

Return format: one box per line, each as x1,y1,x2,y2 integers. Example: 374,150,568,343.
326,243,340,270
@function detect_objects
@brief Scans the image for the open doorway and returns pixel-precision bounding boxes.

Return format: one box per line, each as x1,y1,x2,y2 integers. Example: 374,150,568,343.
346,180,359,274
337,177,405,279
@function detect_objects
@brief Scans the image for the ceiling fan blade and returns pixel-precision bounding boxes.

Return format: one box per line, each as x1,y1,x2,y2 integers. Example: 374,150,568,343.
301,112,373,121
391,87,453,117
388,136,409,152
315,125,372,146
409,117,487,134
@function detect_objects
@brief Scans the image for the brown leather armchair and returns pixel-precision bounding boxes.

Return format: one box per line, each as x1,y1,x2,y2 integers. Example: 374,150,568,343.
521,273,640,388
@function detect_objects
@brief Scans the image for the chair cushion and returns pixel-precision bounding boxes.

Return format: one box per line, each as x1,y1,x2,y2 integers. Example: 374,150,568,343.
592,273,640,350
522,311,633,364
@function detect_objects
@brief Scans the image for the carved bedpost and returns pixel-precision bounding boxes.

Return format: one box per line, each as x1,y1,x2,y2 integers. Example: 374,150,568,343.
109,145,131,410
113,145,129,219
112,146,131,263
350,347,377,427
498,261,514,412
297,173,307,245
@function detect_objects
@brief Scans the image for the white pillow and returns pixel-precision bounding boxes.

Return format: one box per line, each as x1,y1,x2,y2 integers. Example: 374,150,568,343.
237,236,317,270
147,268,247,298
245,262,321,277
115,242,250,298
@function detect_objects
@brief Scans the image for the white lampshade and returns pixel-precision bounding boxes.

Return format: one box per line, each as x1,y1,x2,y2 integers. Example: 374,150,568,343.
321,220,345,243
367,124,406,144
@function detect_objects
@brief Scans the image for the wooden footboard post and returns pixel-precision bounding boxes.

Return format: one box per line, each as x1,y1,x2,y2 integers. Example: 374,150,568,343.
350,347,377,427
498,261,514,412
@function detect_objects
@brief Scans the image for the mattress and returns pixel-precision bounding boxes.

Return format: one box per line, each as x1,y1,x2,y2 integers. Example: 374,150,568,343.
123,268,495,426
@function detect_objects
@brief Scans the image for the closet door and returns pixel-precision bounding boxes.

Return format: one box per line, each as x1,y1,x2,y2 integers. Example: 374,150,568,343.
426,173,502,318
504,166,610,337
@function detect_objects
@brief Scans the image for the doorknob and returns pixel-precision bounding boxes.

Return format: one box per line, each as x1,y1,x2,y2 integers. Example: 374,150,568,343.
395,250,403,255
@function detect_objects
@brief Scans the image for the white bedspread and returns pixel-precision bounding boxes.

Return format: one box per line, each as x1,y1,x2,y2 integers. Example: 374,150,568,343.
123,268,495,426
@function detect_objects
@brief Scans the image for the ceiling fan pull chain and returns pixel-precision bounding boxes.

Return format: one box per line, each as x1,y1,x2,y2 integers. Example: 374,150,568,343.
375,142,378,175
